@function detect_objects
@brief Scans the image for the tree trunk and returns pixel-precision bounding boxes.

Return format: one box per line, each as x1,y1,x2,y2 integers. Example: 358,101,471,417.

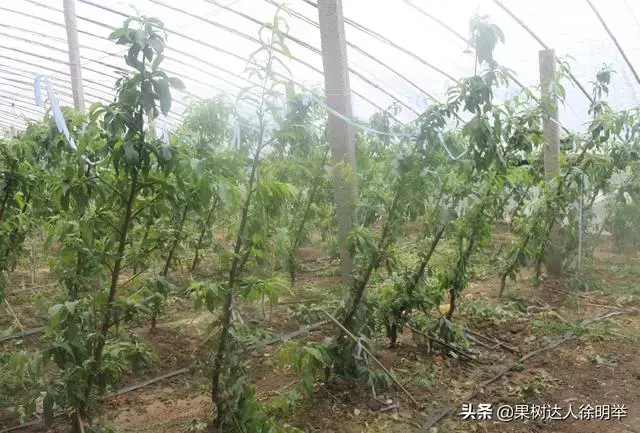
191,198,217,272
288,149,331,286
387,323,397,346
211,145,261,427
0,187,10,222
134,219,153,275
318,0,358,285
342,184,402,330
162,203,189,277
84,169,138,413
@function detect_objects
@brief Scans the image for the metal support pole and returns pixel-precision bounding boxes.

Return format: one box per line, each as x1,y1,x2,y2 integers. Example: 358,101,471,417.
317,0,357,285
539,48,563,276
63,0,86,111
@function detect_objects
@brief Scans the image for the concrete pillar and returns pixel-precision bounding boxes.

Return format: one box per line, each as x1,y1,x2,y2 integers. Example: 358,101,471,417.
63,0,86,111
539,48,562,276
318,0,358,285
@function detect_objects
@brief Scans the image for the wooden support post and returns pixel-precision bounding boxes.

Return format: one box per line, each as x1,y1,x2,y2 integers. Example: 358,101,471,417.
63,0,85,111
317,0,358,285
539,48,562,276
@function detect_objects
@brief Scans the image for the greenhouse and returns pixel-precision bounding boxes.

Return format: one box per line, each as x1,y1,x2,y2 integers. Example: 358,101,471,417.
1,0,639,432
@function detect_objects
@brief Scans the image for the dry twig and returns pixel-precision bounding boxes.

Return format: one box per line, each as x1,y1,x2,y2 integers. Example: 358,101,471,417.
407,325,477,362
254,320,329,347
76,412,86,433
4,299,24,331
419,311,625,432
463,327,520,353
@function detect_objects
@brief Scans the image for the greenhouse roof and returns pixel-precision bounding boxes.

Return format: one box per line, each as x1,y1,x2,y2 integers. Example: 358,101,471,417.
1,0,639,135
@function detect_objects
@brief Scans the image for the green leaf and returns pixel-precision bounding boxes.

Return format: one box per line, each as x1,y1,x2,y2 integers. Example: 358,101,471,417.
151,53,164,71
143,45,154,62
125,73,142,90
148,36,164,54
134,29,148,48
108,28,129,41
153,78,172,116
48,304,64,319
151,71,169,81
141,80,155,114
53,341,75,359
64,301,77,315
511,362,525,372
168,77,185,91
125,44,141,69
146,17,165,29
29,353,43,378
304,346,325,364
246,287,261,302
118,88,140,105
124,142,140,165
116,35,130,45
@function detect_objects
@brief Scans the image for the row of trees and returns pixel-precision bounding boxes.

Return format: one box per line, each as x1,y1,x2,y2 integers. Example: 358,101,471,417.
1,10,639,433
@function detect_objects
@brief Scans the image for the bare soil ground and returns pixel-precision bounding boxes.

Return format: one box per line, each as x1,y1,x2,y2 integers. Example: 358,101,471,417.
1,231,639,433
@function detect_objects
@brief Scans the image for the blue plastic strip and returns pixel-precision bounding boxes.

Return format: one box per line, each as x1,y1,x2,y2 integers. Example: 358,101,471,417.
34,74,100,165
